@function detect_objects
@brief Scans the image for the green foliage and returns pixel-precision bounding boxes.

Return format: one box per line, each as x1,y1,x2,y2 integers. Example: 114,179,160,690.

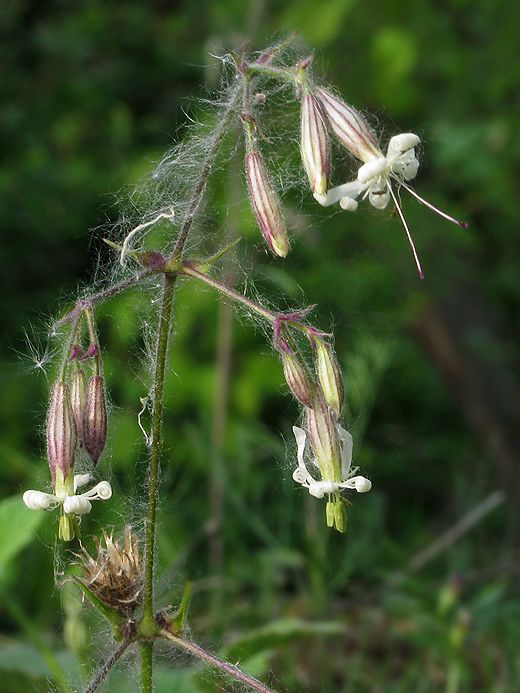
2,0,519,691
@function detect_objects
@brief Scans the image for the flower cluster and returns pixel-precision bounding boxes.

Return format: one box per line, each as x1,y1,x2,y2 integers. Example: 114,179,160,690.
276,318,371,532
298,78,467,277
23,308,110,541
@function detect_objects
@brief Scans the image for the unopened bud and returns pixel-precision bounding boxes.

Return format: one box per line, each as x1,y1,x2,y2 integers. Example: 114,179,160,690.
314,87,379,163
47,382,77,484
71,368,87,444
305,395,341,484
246,151,290,258
300,93,330,196
314,339,345,418
83,376,107,466
282,352,314,407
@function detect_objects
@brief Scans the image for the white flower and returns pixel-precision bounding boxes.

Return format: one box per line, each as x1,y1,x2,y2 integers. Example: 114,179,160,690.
292,424,371,498
23,472,112,540
313,133,467,278
23,473,112,513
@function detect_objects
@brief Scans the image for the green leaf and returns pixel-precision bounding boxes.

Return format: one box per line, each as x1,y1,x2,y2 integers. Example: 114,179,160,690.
0,496,45,574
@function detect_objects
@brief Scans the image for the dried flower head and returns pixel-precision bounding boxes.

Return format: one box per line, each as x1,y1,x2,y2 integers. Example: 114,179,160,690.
77,528,142,616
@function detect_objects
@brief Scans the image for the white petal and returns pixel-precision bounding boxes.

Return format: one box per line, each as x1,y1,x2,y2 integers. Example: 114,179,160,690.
369,187,390,209
354,476,372,493
314,180,364,207
292,426,307,468
337,425,353,480
292,466,311,485
358,157,388,184
339,196,358,211
82,480,112,501
387,133,420,155
307,480,339,498
74,474,91,491
63,496,92,514
23,490,57,511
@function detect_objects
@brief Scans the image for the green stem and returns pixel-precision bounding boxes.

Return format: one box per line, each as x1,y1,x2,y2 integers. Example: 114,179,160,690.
160,629,279,693
180,264,277,323
140,640,154,693
171,83,243,258
141,273,177,637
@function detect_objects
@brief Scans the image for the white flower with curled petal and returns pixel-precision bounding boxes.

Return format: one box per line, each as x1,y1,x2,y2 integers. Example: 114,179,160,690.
313,133,467,278
292,425,371,498
23,471,112,541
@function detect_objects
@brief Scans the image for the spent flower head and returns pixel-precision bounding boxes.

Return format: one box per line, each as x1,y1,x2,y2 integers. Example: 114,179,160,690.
76,527,142,616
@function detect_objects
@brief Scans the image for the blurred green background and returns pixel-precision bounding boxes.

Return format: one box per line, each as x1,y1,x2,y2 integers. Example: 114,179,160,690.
2,0,520,691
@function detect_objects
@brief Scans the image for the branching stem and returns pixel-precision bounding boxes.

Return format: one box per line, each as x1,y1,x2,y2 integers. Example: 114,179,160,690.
160,629,279,693
82,638,132,693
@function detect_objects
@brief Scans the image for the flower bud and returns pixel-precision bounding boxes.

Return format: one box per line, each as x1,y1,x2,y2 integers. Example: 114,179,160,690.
300,93,330,196
282,352,314,407
82,376,107,466
47,381,77,485
71,368,87,444
314,87,380,163
314,339,345,418
305,395,342,484
246,151,290,258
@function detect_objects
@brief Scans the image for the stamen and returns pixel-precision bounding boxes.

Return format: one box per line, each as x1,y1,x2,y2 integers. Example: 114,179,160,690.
401,183,468,228
388,185,424,279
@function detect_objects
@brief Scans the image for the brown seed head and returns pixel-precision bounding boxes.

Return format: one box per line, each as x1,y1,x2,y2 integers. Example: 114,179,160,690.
77,528,142,616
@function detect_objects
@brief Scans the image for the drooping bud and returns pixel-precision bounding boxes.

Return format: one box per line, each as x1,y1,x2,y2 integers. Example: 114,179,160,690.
246,151,290,258
314,87,380,163
70,368,87,445
47,382,77,485
300,93,330,196
282,352,314,408
314,339,345,418
82,376,107,466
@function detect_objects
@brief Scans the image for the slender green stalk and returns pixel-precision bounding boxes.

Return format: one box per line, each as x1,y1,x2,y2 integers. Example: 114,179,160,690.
140,640,155,693
181,264,277,323
160,629,279,693
141,272,177,635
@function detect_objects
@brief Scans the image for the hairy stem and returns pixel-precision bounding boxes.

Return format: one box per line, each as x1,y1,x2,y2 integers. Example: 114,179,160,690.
181,264,277,323
83,638,131,693
171,82,243,258
141,273,177,637
140,640,154,693
160,629,279,693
